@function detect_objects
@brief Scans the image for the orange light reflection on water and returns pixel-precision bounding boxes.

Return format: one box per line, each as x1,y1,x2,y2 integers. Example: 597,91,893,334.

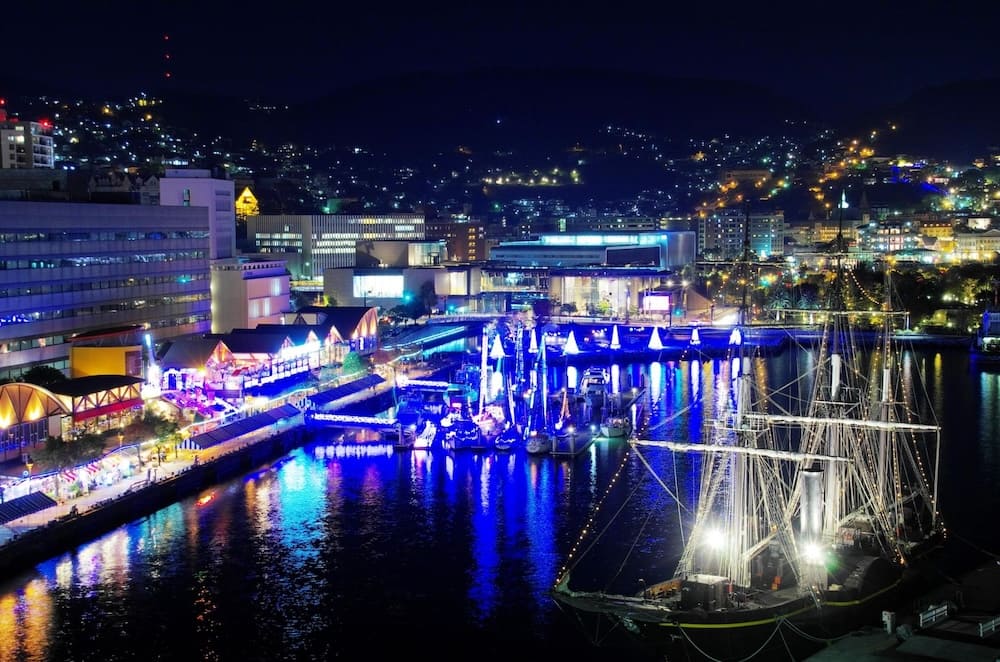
0,579,54,662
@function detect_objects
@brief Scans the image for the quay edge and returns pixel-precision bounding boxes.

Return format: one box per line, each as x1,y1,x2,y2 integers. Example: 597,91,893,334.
0,424,313,580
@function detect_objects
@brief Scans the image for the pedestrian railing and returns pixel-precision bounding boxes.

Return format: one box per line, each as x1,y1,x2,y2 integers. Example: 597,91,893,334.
918,603,950,628
978,613,1000,637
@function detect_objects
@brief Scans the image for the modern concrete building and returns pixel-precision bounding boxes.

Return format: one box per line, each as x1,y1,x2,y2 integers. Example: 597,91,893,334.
323,239,454,312
0,201,215,381
210,257,291,334
425,215,486,262
159,168,236,260
245,213,425,281
954,228,1000,262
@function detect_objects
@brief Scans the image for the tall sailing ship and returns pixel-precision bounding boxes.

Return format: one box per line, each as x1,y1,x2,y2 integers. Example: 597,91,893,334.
552,223,945,660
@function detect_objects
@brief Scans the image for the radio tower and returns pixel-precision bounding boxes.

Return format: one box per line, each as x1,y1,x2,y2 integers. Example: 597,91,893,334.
162,33,172,82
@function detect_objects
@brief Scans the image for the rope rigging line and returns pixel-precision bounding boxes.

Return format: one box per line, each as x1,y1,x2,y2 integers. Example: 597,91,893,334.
603,508,656,593
631,444,691,516
553,449,636,584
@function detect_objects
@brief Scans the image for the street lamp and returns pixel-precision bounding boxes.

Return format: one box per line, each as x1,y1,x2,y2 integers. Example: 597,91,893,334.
25,457,33,494
118,428,124,449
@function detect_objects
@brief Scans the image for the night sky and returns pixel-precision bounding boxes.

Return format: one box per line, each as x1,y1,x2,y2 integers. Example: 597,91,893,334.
17,1,1000,116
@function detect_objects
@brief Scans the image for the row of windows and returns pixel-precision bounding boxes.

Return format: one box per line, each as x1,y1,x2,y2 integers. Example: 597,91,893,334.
1,293,211,327
1,310,211,361
148,313,210,329
0,231,210,243
0,251,208,270
0,273,208,298
256,239,302,247
0,335,65,354
0,360,69,384
1,419,49,452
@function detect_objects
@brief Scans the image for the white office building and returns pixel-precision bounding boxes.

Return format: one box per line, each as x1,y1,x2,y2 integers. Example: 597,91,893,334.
247,213,425,281
159,169,236,260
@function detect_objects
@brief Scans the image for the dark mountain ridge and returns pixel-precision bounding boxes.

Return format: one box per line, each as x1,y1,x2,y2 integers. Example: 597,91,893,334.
3,68,998,166
280,67,821,157
836,78,1000,164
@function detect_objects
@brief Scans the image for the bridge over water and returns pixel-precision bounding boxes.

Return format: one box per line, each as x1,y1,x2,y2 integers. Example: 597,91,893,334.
305,412,399,429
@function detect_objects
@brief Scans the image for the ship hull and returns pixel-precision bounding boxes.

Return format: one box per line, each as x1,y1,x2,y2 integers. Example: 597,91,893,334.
638,596,890,661
553,554,910,661
557,588,898,661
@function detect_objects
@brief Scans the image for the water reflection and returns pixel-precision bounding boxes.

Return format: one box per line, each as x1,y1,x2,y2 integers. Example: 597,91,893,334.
0,348,993,660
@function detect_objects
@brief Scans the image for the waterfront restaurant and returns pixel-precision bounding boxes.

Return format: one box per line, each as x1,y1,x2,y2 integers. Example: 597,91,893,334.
216,330,317,390
156,331,317,402
153,306,378,410
0,377,145,460
280,305,380,361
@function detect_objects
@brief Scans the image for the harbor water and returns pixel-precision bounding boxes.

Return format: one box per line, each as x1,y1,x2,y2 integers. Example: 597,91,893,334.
0,345,997,662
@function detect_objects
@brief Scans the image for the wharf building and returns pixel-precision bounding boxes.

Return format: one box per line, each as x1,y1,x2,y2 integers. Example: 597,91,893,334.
209,257,291,334
485,231,698,318
154,306,378,406
322,240,450,311
319,231,699,318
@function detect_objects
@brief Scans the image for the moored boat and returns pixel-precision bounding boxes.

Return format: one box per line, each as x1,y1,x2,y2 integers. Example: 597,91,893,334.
493,423,519,452
524,429,552,455
441,413,488,451
971,308,1000,363
579,366,609,397
598,415,631,439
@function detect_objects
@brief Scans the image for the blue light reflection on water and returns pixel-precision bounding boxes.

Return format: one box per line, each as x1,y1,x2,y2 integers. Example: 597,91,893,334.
0,348,996,661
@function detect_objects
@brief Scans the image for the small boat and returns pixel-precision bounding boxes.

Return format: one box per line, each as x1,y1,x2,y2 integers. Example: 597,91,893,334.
579,366,609,397
493,423,519,452
550,388,590,455
524,428,552,455
412,420,437,450
442,414,487,451
598,415,631,439
472,404,506,445
523,328,553,455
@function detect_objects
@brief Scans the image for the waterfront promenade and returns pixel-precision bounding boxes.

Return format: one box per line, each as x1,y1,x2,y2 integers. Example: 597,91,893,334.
0,370,401,556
